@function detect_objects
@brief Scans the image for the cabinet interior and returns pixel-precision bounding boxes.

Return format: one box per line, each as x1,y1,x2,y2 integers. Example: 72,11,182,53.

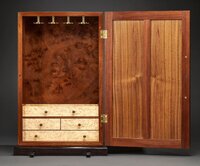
22,16,99,104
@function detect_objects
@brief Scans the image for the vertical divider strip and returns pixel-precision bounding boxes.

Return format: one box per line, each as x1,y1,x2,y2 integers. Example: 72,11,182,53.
104,12,113,146
181,11,190,148
142,19,151,139
101,12,106,146
98,13,104,145
60,118,61,130
18,13,23,144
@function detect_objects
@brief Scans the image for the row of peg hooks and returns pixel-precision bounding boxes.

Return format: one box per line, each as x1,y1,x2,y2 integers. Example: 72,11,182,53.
33,16,89,25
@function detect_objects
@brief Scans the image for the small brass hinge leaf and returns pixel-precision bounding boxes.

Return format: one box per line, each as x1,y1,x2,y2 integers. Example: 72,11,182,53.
100,30,107,39
101,114,108,123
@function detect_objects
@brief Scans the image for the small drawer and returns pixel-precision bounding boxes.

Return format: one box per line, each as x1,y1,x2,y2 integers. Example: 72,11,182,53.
23,131,99,142
23,118,60,130
61,118,99,130
23,104,98,117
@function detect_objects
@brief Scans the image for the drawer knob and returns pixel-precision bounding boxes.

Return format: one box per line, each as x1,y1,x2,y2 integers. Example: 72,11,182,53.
34,135,38,138
72,110,76,114
39,123,43,127
83,135,86,138
44,110,48,114
78,123,81,127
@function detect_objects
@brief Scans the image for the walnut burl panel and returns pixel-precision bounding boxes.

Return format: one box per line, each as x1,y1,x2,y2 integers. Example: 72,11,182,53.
23,104,98,117
112,21,145,139
23,118,60,130
23,131,99,142
22,17,99,104
151,20,182,140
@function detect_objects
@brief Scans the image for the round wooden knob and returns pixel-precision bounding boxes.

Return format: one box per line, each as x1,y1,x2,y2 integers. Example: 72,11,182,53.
44,110,48,114
72,110,76,114
83,135,86,138
34,135,38,138
39,123,43,127
78,123,81,127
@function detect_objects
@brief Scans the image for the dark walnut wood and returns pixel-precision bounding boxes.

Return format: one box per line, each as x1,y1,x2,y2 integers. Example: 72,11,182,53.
105,11,190,149
13,146,108,156
13,146,190,156
23,17,99,104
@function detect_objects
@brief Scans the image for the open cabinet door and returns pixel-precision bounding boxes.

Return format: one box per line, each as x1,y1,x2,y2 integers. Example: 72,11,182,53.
105,11,190,148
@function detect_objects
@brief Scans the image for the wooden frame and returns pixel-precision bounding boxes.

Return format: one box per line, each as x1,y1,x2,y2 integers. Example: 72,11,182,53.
18,12,104,146
18,11,190,150
105,11,190,149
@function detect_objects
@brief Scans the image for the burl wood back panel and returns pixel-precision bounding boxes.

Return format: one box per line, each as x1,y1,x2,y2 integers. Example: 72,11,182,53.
151,20,182,140
23,17,99,104
113,21,145,138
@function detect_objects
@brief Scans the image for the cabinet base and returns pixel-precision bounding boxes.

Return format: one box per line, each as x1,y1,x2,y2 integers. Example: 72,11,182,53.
13,146,108,157
13,146,190,156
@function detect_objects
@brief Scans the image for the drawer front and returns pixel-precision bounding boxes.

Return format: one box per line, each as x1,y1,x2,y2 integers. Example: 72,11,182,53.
61,118,99,130
23,131,99,142
23,118,60,130
23,104,98,117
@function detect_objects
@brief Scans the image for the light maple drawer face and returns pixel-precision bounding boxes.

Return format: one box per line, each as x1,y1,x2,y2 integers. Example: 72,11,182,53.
23,118,60,130
61,118,99,130
23,131,99,142
22,104,98,117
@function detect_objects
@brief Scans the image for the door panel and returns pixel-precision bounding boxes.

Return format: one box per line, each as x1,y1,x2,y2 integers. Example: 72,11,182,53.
105,11,190,148
151,20,182,140
113,21,145,139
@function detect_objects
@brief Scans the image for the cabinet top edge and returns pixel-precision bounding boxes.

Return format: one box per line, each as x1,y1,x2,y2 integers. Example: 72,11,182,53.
18,12,104,17
18,10,190,14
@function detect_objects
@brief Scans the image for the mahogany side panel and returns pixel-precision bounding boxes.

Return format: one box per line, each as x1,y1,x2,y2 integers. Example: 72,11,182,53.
18,13,23,145
181,11,190,148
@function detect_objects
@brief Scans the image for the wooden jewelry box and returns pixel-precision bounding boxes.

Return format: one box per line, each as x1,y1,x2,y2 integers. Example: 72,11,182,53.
14,11,190,156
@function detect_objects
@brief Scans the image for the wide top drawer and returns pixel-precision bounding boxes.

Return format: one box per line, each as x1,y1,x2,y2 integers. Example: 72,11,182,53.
22,104,98,117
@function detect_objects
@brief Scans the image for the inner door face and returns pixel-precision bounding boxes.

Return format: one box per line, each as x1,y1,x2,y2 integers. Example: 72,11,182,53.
105,11,190,148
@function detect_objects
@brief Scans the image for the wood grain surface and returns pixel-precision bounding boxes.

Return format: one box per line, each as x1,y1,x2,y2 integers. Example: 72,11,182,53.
61,118,99,130
22,16,99,104
112,21,145,139
18,13,104,146
23,118,60,130
150,20,182,140
181,11,190,148
23,104,99,117
23,131,99,142
105,11,189,149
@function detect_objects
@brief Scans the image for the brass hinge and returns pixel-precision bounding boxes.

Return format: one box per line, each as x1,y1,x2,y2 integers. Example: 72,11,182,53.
100,30,107,39
101,114,108,123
